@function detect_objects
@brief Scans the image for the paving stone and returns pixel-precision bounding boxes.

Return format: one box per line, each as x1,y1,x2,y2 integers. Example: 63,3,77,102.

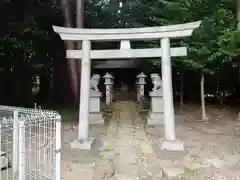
111,174,140,180
203,127,226,134
140,143,154,155
201,153,240,170
138,165,152,179
162,165,184,178
99,150,116,159
215,165,240,179
135,125,143,129
205,156,225,169
183,154,212,172
92,159,115,180
223,154,240,166
211,174,230,180
146,162,163,179
62,163,94,180
115,160,138,175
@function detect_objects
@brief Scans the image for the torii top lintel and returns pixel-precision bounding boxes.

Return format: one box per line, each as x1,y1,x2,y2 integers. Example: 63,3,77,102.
53,21,201,41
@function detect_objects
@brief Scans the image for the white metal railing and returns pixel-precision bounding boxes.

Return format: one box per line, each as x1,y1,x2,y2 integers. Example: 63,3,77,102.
0,105,61,180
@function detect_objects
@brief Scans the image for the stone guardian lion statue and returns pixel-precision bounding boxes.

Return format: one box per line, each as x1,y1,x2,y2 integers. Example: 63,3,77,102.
90,74,100,91
151,73,162,91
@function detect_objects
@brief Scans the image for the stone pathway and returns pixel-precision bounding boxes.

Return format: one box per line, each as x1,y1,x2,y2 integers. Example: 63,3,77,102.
92,101,162,180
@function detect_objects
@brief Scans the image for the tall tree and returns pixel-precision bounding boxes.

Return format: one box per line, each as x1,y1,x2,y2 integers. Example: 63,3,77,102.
237,0,240,30
60,0,79,105
76,0,84,102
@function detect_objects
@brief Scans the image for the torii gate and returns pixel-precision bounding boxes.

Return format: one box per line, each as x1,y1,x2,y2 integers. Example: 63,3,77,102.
53,21,201,151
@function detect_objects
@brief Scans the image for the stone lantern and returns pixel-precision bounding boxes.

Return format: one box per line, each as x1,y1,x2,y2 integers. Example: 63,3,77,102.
136,72,147,102
103,73,114,106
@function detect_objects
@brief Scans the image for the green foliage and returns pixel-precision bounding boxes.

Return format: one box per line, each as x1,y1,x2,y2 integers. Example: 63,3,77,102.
0,0,61,73
220,30,240,56
87,0,236,78
143,0,236,74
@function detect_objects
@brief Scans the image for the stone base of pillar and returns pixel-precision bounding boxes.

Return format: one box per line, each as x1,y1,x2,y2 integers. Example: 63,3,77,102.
89,90,104,124
89,112,105,124
147,112,164,125
161,140,184,151
148,90,164,126
70,138,96,150
90,90,102,111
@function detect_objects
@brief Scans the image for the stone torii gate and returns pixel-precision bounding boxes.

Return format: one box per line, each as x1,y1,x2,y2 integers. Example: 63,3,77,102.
53,21,201,151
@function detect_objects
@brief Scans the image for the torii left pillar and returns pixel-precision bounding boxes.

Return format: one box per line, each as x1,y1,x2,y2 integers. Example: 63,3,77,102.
70,40,95,150
161,38,183,151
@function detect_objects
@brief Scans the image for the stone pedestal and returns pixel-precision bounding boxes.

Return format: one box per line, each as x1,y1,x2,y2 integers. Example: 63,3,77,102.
147,90,164,125
70,138,96,150
161,140,184,151
89,90,104,124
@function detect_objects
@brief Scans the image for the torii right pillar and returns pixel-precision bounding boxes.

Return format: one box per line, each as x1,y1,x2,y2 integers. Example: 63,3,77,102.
161,38,183,151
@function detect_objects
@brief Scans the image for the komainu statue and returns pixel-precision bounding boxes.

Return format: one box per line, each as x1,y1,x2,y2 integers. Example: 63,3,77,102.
90,74,100,91
151,73,162,91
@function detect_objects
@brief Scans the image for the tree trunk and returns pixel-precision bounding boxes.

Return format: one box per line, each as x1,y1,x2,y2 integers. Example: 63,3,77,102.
237,0,240,30
49,0,74,106
12,67,33,107
52,0,57,5
76,0,84,31
237,0,240,95
75,0,84,100
60,0,79,106
200,71,207,120
52,50,74,105
179,73,184,111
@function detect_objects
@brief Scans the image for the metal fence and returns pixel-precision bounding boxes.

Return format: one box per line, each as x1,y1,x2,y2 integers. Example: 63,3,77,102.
0,105,61,180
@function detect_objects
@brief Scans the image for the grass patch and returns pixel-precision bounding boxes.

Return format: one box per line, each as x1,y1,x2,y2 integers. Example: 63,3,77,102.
57,106,78,122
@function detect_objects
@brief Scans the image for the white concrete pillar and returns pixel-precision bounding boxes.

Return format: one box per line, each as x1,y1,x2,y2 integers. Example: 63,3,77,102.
55,115,61,180
161,38,183,151
161,38,176,140
78,40,91,140
18,120,25,180
13,111,19,175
